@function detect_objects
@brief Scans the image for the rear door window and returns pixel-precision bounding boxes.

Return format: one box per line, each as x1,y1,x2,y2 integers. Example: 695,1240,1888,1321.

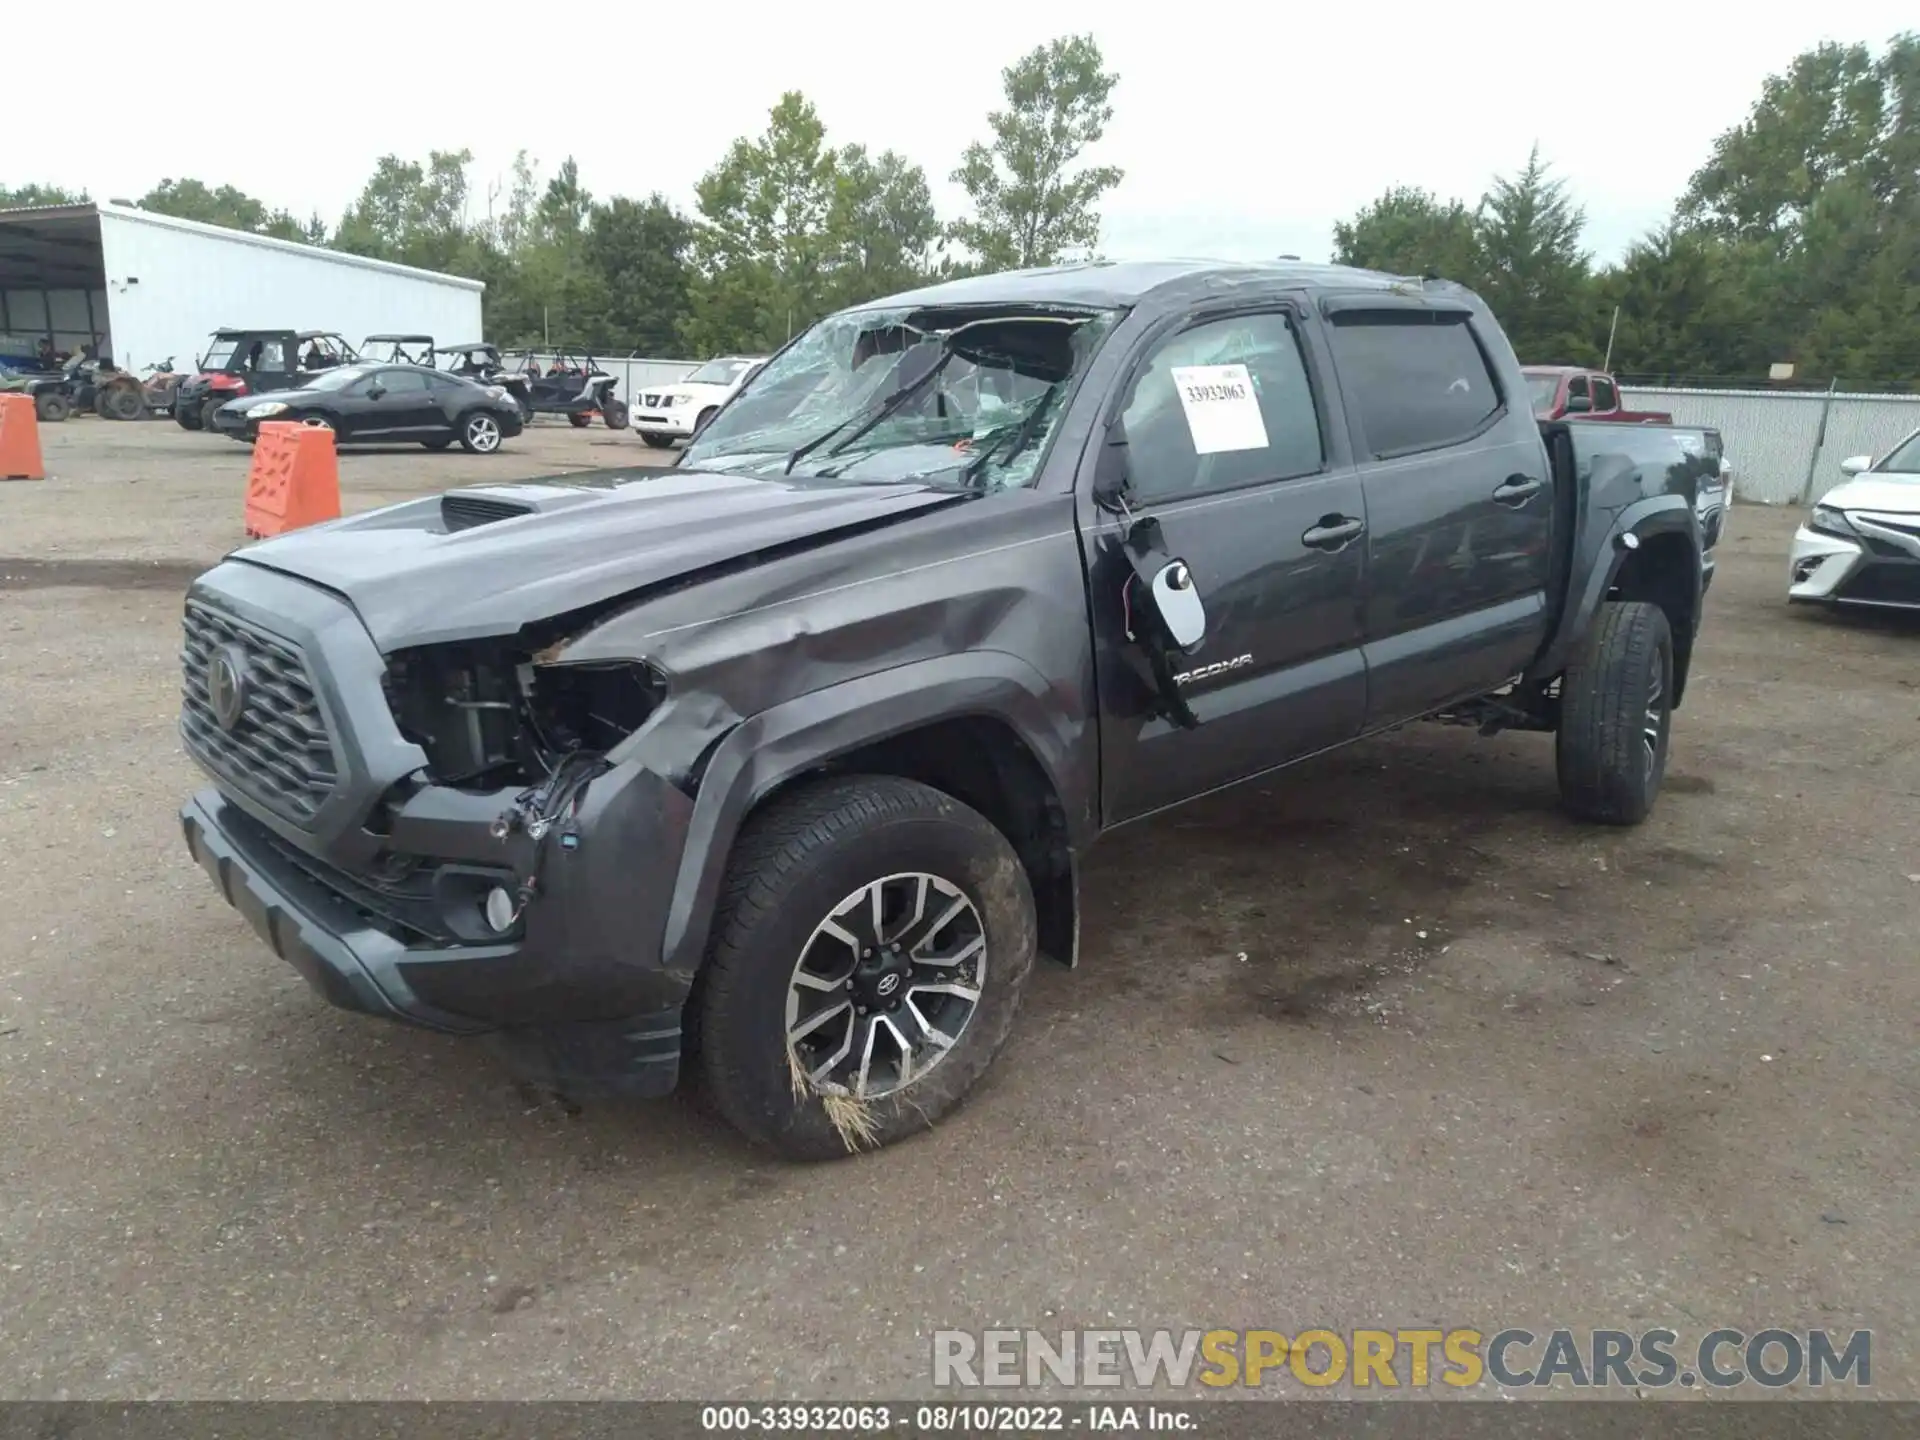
1328,311,1503,458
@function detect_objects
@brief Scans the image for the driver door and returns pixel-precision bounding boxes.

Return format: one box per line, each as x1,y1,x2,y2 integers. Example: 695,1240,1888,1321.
1083,306,1369,825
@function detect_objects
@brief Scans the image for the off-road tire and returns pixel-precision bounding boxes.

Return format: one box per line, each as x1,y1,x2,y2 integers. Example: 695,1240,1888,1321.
35,390,72,423
602,399,629,430
101,383,144,421
567,412,592,429
1556,600,1673,825
200,397,225,433
698,775,1037,1161
174,405,202,431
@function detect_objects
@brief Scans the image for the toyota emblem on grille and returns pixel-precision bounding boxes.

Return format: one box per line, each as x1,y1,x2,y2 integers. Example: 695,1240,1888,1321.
207,644,249,731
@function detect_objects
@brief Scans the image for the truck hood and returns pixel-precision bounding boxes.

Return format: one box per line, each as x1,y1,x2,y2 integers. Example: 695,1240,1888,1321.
231,464,963,650
1821,476,1920,515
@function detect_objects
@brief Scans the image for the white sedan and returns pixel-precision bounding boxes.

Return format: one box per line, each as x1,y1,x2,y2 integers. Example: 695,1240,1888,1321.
1789,427,1920,611
634,356,766,448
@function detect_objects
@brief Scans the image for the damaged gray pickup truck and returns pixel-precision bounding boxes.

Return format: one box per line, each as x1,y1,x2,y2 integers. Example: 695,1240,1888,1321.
178,260,1715,1158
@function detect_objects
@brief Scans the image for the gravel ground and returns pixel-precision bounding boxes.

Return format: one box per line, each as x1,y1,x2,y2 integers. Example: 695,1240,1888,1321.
0,421,1914,1400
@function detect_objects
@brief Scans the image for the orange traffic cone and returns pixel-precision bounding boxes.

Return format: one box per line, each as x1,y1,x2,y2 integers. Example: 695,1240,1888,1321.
244,421,341,538
0,394,46,481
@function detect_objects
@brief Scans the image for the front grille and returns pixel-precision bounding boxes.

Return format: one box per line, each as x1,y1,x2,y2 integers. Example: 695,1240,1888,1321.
1837,562,1920,607
442,494,533,531
181,602,340,823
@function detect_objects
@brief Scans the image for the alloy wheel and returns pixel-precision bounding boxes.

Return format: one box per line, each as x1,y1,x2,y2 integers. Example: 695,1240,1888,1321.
785,873,986,1100
467,415,501,452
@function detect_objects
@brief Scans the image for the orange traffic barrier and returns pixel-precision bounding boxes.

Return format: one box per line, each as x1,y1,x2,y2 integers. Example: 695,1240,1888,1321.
243,420,340,539
0,394,45,481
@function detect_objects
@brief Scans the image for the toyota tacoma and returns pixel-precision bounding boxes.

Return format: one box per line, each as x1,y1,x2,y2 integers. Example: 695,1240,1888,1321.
177,260,1714,1159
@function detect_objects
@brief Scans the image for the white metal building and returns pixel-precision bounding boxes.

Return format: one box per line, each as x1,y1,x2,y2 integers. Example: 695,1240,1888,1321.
0,201,483,372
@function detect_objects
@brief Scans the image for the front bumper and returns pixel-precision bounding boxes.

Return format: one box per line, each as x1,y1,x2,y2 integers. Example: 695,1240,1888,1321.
634,407,696,437
176,561,700,1097
1788,526,1920,609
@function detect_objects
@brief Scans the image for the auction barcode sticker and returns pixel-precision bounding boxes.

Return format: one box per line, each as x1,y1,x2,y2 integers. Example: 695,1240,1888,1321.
1171,364,1268,455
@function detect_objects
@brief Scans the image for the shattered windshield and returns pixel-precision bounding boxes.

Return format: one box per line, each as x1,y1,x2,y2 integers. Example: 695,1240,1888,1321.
682,303,1121,490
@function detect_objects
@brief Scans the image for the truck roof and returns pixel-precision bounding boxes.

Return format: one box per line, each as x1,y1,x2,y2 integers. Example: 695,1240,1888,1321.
860,258,1430,312
1521,365,1595,377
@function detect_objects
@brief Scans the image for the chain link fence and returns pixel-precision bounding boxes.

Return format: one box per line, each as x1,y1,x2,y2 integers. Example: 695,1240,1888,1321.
1620,385,1920,505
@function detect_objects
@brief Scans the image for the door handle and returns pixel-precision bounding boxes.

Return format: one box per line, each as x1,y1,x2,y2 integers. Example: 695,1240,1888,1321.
1493,474,1543,505
1301,516,1365,551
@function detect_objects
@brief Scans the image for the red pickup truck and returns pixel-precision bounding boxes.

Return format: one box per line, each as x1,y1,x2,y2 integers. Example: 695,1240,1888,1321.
1523,366,1672,424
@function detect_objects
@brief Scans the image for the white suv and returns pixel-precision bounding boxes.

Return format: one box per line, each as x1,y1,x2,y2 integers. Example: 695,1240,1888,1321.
635,356,766,448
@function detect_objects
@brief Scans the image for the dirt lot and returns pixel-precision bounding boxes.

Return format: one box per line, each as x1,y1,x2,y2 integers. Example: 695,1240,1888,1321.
1,419,1915,1400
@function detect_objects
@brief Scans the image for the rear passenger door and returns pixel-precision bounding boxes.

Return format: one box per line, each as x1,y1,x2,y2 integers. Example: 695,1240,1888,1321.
1323,302,1554,726
1086,305,1368,824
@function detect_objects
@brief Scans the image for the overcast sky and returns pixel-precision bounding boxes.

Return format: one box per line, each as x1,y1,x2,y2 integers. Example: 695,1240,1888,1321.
13,5,1912,265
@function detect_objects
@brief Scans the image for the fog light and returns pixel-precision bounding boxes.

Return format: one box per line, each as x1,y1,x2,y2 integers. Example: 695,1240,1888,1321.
1793,557,1822,584
483,886,518,933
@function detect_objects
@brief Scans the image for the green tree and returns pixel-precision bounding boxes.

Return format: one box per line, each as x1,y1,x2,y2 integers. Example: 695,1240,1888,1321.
1590,226,1770,378
1331,186,1483,286
1475,146,1596,363
334,150,476,271
947,34,1124,270
0,182,87,208
584,195,693,354
826,145,937,308
135,178,309,241
679,92,844,354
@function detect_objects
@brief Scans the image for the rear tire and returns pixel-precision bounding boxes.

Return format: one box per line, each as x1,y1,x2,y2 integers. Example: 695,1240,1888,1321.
567,412,592,429
1556,600,1674,826
35,391,71,423
102,383,144,421
698,776,1037,1161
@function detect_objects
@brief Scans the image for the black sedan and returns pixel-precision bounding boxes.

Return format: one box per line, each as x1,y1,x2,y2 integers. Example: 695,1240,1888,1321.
211,362,524,453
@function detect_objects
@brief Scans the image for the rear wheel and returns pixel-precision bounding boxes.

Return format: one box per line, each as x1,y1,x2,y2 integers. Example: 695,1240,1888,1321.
101,382,145,421
1556,600,1674,826
567,411,592,429
35,390,72,423
698,776,1037,1161
602,399,629,430
459,411,503,454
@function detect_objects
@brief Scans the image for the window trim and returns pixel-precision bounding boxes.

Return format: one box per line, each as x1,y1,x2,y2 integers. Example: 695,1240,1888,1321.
1101,300,1332,509
1325,308,1511,462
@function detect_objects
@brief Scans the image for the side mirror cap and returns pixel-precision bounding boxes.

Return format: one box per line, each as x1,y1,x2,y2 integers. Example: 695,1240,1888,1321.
367,385,386,401
1151,560,1207,651
1839,454,1873,477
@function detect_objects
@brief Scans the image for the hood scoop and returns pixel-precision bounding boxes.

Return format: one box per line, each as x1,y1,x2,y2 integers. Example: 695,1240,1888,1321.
442,493,535,532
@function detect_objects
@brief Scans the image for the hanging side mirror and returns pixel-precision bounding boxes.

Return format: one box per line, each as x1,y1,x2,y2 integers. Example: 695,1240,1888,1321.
1151,561,1207,651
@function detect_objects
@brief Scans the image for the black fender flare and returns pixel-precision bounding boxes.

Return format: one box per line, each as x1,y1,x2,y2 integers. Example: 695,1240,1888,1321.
1528,493,1701,688
657,650,1090,977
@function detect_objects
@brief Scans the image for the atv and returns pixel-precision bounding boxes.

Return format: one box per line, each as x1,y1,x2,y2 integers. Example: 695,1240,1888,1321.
433,342,532,422
141,357,183,416
508,349,628,429
361,333,434,366
173,329,307,432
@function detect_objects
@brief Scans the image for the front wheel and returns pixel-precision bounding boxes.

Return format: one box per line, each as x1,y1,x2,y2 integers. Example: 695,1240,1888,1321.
35,391,72,423
640,432,675,449
698,776,1037,1161
200,398,225,433
1556,600,1674,825
102,384,145,421
459,411,503,453
174,405,202,431
602,399,629,430
421,437,453,451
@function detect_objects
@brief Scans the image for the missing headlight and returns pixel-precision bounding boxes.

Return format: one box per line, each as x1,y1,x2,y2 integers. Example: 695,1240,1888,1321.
382,644,663,789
